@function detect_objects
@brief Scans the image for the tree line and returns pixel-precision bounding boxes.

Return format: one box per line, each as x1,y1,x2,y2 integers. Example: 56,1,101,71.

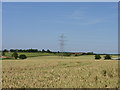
2,49,52,53
1,48,112,60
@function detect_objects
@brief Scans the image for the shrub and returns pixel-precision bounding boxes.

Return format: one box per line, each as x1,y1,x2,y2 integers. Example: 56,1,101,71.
81,53,86,55
12,52,18,59
2,51,5,56
75,54,78,56
19,54,27,59
95,54,101,59
104,55,111,60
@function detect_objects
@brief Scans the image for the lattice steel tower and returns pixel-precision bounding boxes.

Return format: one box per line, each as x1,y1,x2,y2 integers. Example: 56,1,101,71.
59,34,65,53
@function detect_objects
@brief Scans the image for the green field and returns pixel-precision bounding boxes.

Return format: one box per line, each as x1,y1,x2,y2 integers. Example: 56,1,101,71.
2,55,119,88
4,52,56,58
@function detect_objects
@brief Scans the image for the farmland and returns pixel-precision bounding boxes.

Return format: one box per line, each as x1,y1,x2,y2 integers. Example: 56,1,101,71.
4,52,56,57
2,55,119,88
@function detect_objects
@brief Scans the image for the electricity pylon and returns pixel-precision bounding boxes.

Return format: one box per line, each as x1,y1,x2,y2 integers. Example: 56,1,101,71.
59,34,65,58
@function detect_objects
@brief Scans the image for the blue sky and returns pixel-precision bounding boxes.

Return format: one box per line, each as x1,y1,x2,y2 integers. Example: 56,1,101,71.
2,2,118,53
0,2,2,50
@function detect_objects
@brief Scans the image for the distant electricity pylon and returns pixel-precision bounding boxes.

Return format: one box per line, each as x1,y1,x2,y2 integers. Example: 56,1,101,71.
59,34,65,53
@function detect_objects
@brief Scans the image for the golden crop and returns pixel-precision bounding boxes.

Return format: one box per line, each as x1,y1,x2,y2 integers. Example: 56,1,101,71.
2,55,119,88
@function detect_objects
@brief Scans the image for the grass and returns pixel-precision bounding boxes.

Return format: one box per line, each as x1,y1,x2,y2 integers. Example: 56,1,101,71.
4,52,55,57
2,55,119,88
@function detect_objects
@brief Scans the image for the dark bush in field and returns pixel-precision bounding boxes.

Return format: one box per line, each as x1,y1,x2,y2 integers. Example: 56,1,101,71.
95,54,101,59
12,52,18,59
19,54,27,59
75,54,78,56
104,55,111,60
2,51,5,56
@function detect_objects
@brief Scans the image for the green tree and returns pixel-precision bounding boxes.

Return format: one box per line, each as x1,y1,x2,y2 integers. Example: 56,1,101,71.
46,49,51,53
3,49,9,52
19,54,27,59
2,51,5,56
12,52,18,59
104,55,111,60
95,54,101,59
42,49,46,52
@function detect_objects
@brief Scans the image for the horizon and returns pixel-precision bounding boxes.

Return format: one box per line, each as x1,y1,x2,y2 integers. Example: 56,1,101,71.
1,48,119,54
2,2,118,54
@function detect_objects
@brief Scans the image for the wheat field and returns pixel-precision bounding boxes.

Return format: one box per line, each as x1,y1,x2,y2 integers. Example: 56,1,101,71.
2,55,119,88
